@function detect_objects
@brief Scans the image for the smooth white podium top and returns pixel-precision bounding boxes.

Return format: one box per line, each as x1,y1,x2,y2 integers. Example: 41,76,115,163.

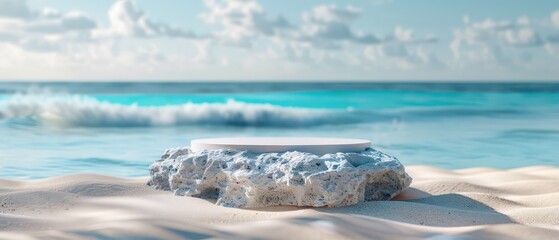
191,137,371,155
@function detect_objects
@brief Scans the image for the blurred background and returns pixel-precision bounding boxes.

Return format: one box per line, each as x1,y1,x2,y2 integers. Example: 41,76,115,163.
0,1,558,178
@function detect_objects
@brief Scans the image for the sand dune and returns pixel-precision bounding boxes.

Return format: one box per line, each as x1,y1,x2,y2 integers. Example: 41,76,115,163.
0,166,558,239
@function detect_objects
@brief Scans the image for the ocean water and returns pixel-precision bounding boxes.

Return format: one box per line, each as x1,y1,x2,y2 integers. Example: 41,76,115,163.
0,82,558,179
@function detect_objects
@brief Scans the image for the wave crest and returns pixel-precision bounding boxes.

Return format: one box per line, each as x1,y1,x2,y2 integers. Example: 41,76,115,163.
0,93,529,128
0,94,359,128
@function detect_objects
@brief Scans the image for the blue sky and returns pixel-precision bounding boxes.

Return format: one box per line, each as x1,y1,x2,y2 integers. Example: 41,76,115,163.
1,0,558,81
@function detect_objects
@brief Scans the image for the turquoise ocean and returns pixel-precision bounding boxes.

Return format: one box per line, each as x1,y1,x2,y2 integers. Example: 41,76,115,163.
1,82,558,179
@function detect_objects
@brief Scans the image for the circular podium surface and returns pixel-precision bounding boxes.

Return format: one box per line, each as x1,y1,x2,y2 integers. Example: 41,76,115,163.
191,137,371,155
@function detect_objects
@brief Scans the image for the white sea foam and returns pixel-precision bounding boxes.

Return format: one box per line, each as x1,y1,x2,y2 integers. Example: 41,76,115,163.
0,94,355,127
0,92,525,128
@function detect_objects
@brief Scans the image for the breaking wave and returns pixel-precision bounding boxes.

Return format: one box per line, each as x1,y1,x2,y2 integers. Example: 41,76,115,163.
0,94,364,128
0,93,530,128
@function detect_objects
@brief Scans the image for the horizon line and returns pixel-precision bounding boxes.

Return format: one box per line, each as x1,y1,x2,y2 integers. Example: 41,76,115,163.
1,80,559,84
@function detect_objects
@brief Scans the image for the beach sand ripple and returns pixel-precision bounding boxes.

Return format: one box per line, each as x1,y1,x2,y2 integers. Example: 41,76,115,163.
0,166,558,239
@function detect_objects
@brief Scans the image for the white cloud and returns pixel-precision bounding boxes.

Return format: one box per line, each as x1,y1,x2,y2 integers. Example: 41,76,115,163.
198,1,437,57
364,43,441,70
544,11,559,56
449,16,553,68
200,0,290,47
266,26,439,71
517,15,530,26
388,26,437,44
462,17,543,47
503,28,542,46
0,0,200,55
0,0,443,80
300,5,379,45
106,0,195,38
552,10,559,28
25,11,96,34
304,5,361,23
0,0,96,35
0,1,98,54
193,2,440,71
297,5,437,50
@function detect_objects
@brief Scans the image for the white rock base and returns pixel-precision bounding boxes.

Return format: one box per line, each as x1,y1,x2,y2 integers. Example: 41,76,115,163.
148,148,412,208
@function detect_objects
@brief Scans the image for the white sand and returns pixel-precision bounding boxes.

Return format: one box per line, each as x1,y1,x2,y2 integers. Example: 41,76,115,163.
1,166,558,239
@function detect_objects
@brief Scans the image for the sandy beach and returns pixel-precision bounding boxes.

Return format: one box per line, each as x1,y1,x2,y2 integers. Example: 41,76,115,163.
0,166,557,239
1,0,558,238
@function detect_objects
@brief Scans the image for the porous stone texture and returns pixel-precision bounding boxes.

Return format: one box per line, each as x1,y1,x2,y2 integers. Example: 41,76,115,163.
148,148,412,208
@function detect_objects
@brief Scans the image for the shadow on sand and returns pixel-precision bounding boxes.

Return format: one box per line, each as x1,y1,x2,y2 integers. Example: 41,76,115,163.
63,188,515,239
249,187,513,227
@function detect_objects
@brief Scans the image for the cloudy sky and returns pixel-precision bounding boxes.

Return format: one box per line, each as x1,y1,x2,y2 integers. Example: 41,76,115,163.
0,0,558,81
